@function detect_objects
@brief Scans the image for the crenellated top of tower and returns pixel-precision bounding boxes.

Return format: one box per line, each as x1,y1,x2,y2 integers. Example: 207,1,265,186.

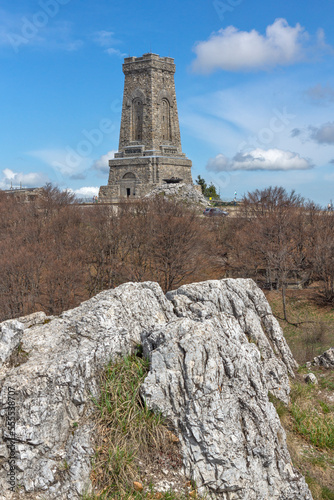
123,53,175,74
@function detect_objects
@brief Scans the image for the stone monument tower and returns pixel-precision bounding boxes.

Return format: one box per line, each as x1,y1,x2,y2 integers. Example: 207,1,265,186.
99,53,193,202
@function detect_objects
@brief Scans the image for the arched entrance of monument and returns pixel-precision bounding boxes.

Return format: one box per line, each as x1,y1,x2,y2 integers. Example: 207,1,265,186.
120,172,137,198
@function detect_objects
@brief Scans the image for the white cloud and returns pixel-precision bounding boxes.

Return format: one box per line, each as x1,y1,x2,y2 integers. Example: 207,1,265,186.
180,78,334,176
92,150,116,173
92,30,125,57
207,148,313,171
315,28,334,53
191,18,313,73
105,47,127,57
93,31,116,47
69,172,86,180
0,10,82,53
0,168,49,188
27,149,91,177
206,154,230,172
2,168,15,180
310,122,334,144
68,186,99,198
289,122,334,145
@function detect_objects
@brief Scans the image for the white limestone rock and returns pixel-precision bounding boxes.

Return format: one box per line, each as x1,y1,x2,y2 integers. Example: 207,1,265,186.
0,278,311,499
0,320,24,367
0,313,53,369
0,282,173,499
310,347,334,368
145,182,208,207
141,315,312,500
17,311,49,329
166,278,297,404
304,373,318,385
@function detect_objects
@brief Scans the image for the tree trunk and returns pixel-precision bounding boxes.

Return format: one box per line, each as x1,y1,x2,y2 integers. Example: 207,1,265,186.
282,283,288,322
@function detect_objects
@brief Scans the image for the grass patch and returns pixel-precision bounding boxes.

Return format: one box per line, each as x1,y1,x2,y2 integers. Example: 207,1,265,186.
291,404,334,449
289,380,334,450
91,354,162,494
90,353,200,499
306,475,334,500
265,288,334,364
273,371,334,499
322,486,334,500
319,373,334,391
8,342,30,367
305,473,323,500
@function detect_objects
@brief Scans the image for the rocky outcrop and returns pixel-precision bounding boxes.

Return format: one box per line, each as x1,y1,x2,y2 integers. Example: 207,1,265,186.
166,279,298,404
307,347,334,369
0,320,24,367
0,279,311,499
0,282,173,499
141,280,310,499
145,182,208,207
141,317,311,499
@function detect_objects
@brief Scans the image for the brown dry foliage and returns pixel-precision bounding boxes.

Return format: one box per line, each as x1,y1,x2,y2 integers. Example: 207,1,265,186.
223,187,334,307
1,184,334,323
0,188,221,321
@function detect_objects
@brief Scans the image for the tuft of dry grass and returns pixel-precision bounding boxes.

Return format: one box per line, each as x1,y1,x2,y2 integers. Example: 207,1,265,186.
290,381,334,449
270,370,334,500
88,352,202,499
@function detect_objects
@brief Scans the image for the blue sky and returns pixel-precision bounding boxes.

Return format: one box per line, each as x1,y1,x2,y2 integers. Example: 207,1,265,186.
1,0,334,204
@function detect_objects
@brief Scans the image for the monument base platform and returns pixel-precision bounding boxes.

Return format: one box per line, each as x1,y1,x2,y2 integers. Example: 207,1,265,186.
98,155,192,203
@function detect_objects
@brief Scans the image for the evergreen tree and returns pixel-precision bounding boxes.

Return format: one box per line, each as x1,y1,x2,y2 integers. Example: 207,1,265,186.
196,176,219,199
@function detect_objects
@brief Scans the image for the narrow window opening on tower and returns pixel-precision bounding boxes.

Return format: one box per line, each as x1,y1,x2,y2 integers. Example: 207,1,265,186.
161,98,171,141
132,98,143,141
126,188,131,197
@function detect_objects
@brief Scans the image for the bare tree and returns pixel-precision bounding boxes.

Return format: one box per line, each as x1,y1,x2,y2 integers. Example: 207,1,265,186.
87,196,214,294
307,209,334,303
0,185,88,320
235,187,308,320
146,197,205,292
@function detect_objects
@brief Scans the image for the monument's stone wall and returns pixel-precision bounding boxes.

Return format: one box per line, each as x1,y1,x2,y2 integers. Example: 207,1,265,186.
99,53,193,203
119,54,182,152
